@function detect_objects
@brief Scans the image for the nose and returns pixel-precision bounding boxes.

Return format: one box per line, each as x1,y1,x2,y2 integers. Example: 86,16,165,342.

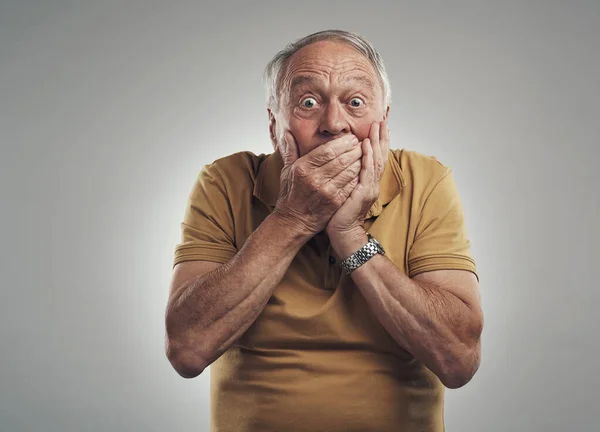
319,101,350,137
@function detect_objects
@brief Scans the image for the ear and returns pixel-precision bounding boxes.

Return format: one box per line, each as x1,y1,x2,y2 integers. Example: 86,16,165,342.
267,109,278,150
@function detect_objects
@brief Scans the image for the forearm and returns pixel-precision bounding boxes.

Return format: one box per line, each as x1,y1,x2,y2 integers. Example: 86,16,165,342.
353,255,480,385
332,232,481,388
166,213,309,374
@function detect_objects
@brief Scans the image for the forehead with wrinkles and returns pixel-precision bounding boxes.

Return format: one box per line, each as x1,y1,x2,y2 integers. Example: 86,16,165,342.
279,41,382,103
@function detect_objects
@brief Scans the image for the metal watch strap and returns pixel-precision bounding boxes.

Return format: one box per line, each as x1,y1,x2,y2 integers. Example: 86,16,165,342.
340,234,385,275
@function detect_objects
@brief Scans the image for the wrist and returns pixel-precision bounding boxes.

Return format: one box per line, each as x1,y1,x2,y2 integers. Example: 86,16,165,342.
338,233,385,275
328,227,369,259
267,210,314,244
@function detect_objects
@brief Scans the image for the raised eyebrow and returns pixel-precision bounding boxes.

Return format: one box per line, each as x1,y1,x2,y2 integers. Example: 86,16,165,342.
287,74,376,95
288,75,323,93
341,75,376,91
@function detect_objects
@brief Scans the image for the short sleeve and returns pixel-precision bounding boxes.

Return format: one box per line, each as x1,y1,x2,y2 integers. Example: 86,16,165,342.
407,168,479,282
173,163,238,268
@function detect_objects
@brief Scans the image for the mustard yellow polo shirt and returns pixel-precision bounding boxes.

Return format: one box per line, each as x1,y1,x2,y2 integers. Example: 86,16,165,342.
173,148,478,432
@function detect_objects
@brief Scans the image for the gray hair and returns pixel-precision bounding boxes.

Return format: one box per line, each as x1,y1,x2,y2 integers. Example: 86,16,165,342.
263,30,392,113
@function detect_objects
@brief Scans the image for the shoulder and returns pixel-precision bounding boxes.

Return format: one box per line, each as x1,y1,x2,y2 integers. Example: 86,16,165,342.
202,150,268,187
389,148,453,197
390,148,451,181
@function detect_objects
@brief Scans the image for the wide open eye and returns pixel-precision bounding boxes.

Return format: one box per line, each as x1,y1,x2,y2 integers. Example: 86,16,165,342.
300,97,318,109
349,97,364,108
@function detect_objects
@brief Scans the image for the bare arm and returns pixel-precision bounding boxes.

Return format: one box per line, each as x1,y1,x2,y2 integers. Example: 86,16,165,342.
326,120,483,388
165,132,362,378
332,229,483,389
165,213,309,378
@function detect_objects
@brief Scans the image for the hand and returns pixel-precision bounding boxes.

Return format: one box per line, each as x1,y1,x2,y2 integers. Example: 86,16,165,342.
326,120,390,256
272,131,363,237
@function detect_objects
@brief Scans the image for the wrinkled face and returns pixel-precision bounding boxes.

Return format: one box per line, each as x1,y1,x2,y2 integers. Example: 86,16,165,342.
269,40,389,156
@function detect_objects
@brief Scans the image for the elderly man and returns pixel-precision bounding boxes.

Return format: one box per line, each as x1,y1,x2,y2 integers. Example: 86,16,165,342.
165,30,483,432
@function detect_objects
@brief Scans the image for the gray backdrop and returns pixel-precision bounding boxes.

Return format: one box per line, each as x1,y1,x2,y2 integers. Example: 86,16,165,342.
1,1,598,431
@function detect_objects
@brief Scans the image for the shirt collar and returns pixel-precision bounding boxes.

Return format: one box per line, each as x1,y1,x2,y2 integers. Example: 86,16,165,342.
253,149,405,218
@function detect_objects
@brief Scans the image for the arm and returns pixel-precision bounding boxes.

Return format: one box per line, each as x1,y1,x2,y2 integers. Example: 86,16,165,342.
165,213,309,378
327,120,482,388
165,132,363,378
332,231,482,389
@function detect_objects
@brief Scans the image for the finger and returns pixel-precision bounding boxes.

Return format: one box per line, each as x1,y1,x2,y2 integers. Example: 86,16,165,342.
314,145,362,184
359,138,374,189
381,119,390,156
282,132,299,166
321,159,362,193
370,121,380,145
335,175,360,205
305,134,359,167
370,122,382,178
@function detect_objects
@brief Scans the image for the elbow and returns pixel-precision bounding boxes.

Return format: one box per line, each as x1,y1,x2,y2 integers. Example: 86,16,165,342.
439,343,482,389
441,309,484,389
440,365,478,389
171,359,205,379
164,308,209,379
165,337,208,379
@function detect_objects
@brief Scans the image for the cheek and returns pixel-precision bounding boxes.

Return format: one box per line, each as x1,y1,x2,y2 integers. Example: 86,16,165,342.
289,117,319,156
352,122,374,142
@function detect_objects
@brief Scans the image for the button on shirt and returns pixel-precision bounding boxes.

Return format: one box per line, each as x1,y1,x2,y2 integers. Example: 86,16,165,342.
173,148,478,432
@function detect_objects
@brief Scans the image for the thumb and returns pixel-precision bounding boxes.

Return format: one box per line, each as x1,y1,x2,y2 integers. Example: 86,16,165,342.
281,132,299,166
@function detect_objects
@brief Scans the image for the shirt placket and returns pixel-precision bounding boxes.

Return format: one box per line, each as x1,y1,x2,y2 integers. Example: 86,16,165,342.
324,243,342,290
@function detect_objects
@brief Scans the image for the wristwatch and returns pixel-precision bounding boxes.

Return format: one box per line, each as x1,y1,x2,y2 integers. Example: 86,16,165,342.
340,233,385,275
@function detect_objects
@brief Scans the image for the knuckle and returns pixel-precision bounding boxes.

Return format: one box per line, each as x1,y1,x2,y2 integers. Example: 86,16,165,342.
344,166,356,180
332,192,346,207
323,146,337,161
346,168,359,179
335,157,348,172
343,151,359,167
338,151,353,165
319,182,334,198
292,163,307,178
308,180,320,193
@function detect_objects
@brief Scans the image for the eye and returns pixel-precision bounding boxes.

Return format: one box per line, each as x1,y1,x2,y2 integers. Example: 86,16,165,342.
349,97,364,108
300,97,318,109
